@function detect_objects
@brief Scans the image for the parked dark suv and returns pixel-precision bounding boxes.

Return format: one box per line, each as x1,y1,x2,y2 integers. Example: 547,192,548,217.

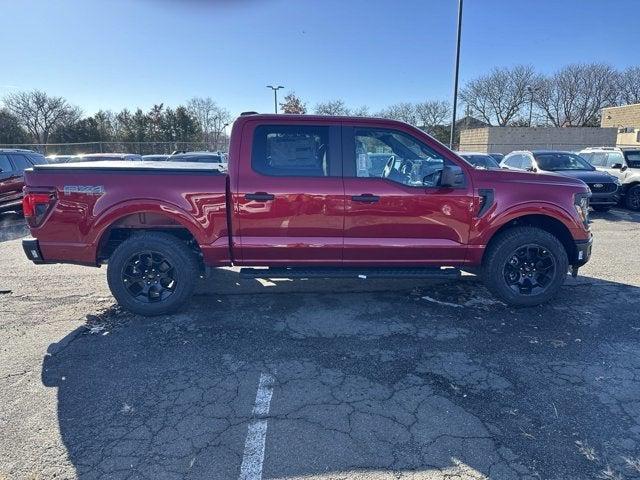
500,150,620,212
0,149,46,213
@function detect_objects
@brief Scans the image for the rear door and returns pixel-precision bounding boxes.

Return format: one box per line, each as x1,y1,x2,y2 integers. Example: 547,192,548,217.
0,154,22,206
234,121,344,265
341,124,474,265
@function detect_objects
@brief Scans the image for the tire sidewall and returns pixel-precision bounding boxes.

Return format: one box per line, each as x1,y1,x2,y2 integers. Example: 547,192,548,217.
107,234,198,316
483,228,568,306
625,185,640,211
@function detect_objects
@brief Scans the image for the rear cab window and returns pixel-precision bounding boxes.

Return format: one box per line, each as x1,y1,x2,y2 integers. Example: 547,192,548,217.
252,125,335,177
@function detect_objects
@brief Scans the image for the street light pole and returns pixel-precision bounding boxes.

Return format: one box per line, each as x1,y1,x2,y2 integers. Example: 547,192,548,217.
526,85,538,127
267,85,284,114
449,0,464,149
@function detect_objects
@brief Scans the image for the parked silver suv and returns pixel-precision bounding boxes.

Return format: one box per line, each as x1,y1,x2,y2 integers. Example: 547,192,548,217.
579,147,640,210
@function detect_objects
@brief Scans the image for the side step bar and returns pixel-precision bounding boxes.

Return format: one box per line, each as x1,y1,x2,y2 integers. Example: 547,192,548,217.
240,266,461,280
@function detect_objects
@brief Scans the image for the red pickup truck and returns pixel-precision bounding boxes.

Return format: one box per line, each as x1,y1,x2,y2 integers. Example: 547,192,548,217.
22,114,593,315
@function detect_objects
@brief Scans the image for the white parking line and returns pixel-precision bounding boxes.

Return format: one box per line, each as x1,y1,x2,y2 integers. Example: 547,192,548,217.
239,372,275,480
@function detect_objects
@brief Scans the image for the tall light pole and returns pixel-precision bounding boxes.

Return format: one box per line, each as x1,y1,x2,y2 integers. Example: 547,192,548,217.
449,0,464,149
267,85,284,114
526,85,539,127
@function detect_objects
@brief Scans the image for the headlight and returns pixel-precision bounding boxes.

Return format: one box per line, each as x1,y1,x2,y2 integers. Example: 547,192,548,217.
574,192,590,227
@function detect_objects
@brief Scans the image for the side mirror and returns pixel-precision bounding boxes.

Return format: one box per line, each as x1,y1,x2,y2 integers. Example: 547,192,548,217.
527,166,537,172
611,163,623,169
439,164,465,188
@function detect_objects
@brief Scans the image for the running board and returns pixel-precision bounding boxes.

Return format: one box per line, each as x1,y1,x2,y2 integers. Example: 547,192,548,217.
239,266,461,280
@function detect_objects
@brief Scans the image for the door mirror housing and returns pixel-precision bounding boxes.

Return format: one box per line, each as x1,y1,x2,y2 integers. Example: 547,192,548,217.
439,164,465,188
611,163,624,170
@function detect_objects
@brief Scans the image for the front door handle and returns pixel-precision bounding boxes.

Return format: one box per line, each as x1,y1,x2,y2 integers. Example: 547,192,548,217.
245,192,275,201
351,194,380,203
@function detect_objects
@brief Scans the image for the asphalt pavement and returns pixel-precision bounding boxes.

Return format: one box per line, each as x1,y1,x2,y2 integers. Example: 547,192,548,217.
1,209,640,479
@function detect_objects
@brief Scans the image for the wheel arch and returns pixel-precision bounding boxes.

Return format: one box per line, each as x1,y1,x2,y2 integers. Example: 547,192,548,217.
94,201,205,263
482,213,578,265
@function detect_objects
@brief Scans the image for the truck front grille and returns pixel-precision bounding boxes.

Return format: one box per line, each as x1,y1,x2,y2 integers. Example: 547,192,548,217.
588,182,617,193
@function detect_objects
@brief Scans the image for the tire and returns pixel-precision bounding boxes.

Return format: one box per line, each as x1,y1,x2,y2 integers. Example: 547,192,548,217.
592,205,611,212
624,185,640,211
107,232,200,316
481,226,569,307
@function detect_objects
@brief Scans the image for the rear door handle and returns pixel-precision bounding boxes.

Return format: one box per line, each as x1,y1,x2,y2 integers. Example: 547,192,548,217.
245,192,275,201
351,194,380,203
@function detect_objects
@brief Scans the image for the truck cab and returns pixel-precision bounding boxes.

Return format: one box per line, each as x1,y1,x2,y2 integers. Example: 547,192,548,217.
22,115,593,315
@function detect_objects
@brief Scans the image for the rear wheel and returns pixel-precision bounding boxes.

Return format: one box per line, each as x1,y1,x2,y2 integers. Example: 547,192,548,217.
482,226,568,306
107,232,199,316
625,185,640,211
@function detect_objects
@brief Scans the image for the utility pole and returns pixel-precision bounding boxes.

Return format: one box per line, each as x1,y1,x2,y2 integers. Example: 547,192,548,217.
449,0,463,149
267,85,284,114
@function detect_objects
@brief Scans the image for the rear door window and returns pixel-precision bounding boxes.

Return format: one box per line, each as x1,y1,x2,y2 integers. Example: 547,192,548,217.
252,125,333,177
0,154,13,173
624,151,640,168
9,154,31,172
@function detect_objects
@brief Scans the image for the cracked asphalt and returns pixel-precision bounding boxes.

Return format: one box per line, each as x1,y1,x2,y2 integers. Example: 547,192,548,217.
1,209,640,479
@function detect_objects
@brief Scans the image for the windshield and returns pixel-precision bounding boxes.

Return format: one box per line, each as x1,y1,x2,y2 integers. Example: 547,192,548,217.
534,152,593,171
460,154,500,169
624,150,640,168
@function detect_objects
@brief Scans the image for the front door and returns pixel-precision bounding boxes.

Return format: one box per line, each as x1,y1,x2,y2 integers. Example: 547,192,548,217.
341,125,474,266
234,122,344,265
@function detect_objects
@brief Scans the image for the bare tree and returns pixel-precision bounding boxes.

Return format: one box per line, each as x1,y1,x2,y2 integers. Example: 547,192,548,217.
351,105,370,117
3,90,81,143
535,63,619,126
617,66,640,105
187,97,231,149
460,65,541,126
314,100,350,116
377,102,417,125
279,91,307,114
415,100,451,131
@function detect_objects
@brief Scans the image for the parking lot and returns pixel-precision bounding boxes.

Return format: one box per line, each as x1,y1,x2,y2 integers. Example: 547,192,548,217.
0,209,639,480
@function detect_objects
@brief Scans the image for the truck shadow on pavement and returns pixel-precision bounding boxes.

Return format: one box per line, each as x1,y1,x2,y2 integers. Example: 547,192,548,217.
0,211,27,242
41,271,640,480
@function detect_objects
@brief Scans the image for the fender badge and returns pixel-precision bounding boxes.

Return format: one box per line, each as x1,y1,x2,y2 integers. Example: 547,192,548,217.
63,185,105,196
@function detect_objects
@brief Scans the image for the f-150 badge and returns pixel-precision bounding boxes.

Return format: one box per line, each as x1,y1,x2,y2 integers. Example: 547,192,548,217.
63,185,105,196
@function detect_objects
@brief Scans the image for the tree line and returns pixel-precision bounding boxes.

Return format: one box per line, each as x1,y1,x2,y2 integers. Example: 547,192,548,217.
0,93,232,150
1,63,639,148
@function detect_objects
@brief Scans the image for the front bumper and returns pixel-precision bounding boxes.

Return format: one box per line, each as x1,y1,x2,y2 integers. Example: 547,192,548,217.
22,238,45,264
573,236,593,267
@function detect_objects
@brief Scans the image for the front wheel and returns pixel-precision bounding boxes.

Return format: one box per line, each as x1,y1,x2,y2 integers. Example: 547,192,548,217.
107,232,200,316
482,226,569,306
625,185,640,211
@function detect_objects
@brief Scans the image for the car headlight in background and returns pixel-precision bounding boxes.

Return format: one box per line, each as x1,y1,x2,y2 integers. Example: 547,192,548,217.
574,192,590,227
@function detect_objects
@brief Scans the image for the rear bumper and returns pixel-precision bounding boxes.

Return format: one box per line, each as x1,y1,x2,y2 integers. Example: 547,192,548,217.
573,236,593,267
22,238,45,264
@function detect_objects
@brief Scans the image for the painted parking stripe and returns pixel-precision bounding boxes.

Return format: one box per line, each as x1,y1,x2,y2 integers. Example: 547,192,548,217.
239,372,275,480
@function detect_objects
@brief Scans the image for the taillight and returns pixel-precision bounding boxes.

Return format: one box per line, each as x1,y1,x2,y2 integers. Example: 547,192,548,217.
23,191,55,226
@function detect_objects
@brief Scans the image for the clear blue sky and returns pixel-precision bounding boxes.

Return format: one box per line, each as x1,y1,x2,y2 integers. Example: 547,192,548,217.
1,0,638,116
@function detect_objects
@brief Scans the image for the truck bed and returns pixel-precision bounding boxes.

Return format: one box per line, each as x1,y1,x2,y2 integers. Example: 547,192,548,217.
24,161,231,266
31,160,227,174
